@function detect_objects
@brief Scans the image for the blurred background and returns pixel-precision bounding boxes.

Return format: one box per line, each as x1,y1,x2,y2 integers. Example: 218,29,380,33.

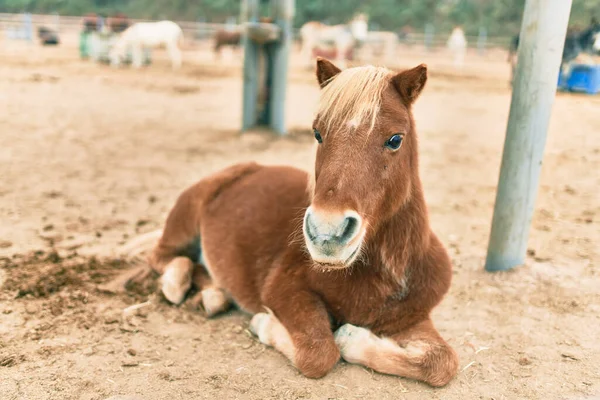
0,1,599,399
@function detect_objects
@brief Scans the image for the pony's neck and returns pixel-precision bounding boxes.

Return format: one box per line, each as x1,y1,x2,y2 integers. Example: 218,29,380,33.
370,177,430,278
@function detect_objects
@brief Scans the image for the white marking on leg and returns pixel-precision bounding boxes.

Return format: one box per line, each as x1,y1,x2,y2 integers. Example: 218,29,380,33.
249,312,296,361
201,287,228,317
334,323,428,365
160,257,192,304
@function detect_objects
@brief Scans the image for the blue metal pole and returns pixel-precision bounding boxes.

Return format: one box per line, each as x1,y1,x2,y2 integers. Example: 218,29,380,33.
23,13,33,42
477,26,487,56
269,0,294,135
242,0,260,132
424,23,434,51
485,0,573,272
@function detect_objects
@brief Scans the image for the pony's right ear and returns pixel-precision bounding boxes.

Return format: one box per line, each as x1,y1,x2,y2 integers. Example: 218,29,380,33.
316,57,342,88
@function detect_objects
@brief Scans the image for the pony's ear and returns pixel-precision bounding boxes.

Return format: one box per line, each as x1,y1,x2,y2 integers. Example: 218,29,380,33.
316,57,342,88
391,64,428,104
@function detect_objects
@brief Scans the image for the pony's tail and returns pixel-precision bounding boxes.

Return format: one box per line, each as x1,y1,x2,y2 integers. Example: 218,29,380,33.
118,229,163,260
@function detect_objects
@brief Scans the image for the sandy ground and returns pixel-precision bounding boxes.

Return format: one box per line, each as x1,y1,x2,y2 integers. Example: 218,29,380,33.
0,39,599,400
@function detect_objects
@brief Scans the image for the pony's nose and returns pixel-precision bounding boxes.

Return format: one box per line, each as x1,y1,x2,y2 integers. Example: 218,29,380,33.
304,208,361,246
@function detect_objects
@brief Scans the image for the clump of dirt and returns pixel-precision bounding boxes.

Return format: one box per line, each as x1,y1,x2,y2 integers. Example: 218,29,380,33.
0,250,150,299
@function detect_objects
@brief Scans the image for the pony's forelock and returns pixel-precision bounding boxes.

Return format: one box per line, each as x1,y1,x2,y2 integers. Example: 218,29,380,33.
316,65,392,136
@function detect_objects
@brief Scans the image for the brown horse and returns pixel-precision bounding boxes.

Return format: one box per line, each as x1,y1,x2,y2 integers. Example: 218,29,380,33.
131,58,458,387
108,13,129,34
82,13,98,33
213,29,242,58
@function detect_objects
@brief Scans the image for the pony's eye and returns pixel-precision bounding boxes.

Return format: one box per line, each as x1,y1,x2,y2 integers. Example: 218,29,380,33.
385,134,403,150
314,129,323,144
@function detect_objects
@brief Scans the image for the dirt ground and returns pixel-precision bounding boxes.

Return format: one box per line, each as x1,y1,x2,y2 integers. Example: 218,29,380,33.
0,38,599,400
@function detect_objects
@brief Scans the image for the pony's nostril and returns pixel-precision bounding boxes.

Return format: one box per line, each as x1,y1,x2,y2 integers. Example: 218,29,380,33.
304,213,317,241
340,216,359,243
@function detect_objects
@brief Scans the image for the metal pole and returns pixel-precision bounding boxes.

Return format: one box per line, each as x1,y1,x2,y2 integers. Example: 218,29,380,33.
54,12,60,32
484,0,572,272
242,0,260,132
424,23,434,51
269,0,294,135
23,13,33,42
477,26,487,55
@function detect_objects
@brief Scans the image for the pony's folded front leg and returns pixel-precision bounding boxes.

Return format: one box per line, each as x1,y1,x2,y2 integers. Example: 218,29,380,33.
249,290,340,378
334,318,458,387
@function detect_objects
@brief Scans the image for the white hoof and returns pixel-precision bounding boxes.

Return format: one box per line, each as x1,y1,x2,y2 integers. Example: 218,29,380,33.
201,287,228,317
249,312,272,345
334,323,372,363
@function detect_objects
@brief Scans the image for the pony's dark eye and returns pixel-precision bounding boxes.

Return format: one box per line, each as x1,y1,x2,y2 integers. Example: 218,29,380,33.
314,129,323,144
385,134,403,150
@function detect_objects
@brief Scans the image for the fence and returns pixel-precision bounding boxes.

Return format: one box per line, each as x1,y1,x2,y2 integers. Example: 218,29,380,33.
0,13,514,50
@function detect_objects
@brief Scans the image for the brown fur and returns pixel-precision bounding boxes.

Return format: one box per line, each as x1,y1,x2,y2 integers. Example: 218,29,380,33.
146,59,458,386
213,29,242,57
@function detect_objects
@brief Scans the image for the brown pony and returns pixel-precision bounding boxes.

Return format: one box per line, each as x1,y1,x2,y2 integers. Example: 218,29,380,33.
213,29,242,58
82,13,98,33
134,58,458,386
108,13,129,34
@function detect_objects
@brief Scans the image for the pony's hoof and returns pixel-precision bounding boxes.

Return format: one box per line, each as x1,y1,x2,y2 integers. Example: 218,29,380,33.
334,323,371,363
160,259,192,305
161,278,190,304
249,312,271,344
201,287,228,317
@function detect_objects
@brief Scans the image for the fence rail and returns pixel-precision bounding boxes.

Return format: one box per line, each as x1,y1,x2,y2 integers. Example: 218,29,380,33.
0,12,513,49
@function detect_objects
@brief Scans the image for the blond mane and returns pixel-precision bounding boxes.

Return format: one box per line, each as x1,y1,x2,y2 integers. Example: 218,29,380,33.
317,65,392,135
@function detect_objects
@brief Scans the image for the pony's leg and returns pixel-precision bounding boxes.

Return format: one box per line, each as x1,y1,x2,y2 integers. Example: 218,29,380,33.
249,284,340,378
167,43,182,70
131,45,143,68
190,264,230,317
334,318,458,387
160,256,194,304
510,55,517,87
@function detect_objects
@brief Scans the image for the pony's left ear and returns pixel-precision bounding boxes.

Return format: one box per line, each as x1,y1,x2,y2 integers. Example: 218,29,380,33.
391,64,427,104
316,57,342,88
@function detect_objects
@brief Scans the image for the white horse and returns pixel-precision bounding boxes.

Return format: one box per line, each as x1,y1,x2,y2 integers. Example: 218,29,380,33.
447,26,467,69
299,14,368,69
594,32,600,53
110,20,184,69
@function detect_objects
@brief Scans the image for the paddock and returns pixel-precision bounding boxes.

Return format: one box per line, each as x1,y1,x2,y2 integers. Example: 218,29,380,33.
0,33,599,400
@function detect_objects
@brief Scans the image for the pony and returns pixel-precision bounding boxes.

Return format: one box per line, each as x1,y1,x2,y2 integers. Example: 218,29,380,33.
37,26,60,46
299,14,369,69
108,13,129,34
115,58,459,387
507,35,519,86
446,26,467,69
109,21,184,69
82,13,98,33
213,28,242,59
509,17,600,86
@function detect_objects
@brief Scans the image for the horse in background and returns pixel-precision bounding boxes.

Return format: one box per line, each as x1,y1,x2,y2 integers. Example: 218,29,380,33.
446,26,467,69
213,28,242,59
109,21,184,69
508,17,600,86
82,13,99,33
108,13,129,34
364,30,399,65
507,35,519,86
37,26,60,45
299,14,369,69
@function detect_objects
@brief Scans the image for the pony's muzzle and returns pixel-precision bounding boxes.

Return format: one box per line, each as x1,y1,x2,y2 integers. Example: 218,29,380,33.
303,207,363,266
